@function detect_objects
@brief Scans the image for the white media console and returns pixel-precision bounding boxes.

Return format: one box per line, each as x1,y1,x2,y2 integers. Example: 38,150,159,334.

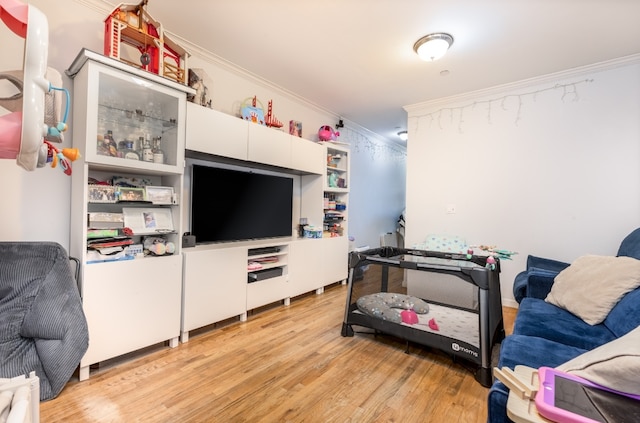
181,102,350,342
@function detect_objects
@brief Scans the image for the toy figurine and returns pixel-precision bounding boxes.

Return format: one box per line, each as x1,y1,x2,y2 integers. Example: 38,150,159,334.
486,255,497,270
328,172,338,187
318,125,340,141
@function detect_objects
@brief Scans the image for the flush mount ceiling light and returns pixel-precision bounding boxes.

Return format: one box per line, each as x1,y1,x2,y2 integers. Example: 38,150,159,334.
413,33,454,61
397,130,408,141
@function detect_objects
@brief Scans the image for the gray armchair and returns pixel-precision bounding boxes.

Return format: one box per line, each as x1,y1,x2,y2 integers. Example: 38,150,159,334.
0,242,89,401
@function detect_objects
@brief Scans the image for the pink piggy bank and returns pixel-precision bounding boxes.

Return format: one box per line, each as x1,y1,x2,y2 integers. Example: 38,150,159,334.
318,125,340,141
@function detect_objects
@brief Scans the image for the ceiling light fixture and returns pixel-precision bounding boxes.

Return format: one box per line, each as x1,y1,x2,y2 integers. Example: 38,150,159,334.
413,33,454,61
397,130,408,141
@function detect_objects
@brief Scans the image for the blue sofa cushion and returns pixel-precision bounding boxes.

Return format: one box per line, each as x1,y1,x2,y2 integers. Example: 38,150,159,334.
604,286,640,338
487,381,513,423
488,334,588,423
513,298,616,350
497,334,587,371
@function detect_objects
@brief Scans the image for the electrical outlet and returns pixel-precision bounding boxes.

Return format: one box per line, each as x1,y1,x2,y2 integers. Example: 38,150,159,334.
446,204,456,214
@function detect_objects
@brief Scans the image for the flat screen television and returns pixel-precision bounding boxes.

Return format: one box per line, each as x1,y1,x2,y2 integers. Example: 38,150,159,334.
190,164,294,244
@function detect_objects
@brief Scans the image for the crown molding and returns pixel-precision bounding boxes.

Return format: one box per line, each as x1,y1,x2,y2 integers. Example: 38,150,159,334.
74,0,403,150
404,53,640,115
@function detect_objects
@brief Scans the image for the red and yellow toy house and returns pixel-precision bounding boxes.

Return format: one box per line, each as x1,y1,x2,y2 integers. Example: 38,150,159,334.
104,1,190,85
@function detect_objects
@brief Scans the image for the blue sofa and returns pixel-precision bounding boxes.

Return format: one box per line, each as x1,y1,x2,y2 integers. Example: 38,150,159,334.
487,228,640,423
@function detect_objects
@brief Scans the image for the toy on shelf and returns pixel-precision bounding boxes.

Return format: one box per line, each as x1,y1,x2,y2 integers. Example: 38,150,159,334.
241,96,265,125
104,1,190,85
318,125,340,141
1,0,75,174
265,100,283,128
187,68,212,108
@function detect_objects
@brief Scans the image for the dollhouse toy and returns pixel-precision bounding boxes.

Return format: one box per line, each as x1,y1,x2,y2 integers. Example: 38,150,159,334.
104,1,190,85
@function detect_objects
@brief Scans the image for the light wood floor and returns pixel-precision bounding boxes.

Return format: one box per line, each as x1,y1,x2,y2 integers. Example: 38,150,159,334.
41,267,517,422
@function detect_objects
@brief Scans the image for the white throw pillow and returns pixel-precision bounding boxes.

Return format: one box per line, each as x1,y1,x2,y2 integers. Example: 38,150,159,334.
557,326,640,395
545,255,640,325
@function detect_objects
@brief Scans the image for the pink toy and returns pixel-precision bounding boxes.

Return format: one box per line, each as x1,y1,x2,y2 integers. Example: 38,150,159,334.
486,255,497,270
428,318,439,331
400,309,418,324
318,125,340,141
1,0,74,173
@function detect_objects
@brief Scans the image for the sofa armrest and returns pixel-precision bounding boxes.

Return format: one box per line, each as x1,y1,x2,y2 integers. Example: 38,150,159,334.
527,273,557,299
526,255,571,273
512,255,570,303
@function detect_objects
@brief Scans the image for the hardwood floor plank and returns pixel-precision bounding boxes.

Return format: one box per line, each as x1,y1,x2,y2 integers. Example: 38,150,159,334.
41,267,518,422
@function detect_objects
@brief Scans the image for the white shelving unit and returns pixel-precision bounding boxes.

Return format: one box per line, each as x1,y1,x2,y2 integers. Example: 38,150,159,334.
66,49,193,380
323,143,349,238
246,245,290,310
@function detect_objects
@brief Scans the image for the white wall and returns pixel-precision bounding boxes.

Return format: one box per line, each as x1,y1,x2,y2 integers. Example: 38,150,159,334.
344,130,406,249
405,57,640,307
1,0,406,250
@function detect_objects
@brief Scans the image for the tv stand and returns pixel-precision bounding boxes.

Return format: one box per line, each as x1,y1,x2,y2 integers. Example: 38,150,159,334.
181,236,349,342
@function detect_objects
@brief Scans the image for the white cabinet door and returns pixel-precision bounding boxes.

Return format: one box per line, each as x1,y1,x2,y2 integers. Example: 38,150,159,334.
185,102,248,160
81,255,182,366
291,138,324,174
247,124,292,168
181,247,247,336
246,276,289,310
289,239,324,297
322,236,349,285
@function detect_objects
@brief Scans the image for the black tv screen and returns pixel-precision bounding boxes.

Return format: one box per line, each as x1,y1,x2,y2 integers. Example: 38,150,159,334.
190,164,294,243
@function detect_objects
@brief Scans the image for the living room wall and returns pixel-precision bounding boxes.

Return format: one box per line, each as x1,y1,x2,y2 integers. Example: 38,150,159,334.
404,56,640,306
0,0,406,250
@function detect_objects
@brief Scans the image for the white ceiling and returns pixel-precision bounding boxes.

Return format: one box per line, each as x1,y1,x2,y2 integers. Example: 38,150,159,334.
112,1,640,145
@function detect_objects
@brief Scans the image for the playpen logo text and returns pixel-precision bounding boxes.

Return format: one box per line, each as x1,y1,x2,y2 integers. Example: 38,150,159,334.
451,342,478,358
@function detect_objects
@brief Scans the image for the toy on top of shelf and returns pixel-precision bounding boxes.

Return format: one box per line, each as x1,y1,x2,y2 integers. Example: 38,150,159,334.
104,0,190,85
187,68,212,108
241,96,265,125
289,120,302,137
265,99,283,128
318,125,340,141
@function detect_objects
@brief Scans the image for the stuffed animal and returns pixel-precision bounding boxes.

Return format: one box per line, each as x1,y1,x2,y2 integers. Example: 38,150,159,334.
356,293,429,324
318,125,340,141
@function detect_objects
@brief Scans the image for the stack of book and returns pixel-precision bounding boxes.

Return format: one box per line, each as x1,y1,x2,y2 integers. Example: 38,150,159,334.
86,215,136,263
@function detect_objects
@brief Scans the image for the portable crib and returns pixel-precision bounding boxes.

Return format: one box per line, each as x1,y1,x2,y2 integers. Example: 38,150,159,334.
340,246,505,387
